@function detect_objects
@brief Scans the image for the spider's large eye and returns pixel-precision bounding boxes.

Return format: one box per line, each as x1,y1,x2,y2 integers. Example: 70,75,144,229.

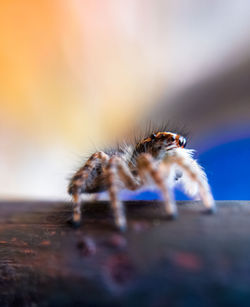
179,137,186,148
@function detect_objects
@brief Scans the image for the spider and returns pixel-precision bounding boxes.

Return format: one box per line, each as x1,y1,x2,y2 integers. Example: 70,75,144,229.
68,129,215,231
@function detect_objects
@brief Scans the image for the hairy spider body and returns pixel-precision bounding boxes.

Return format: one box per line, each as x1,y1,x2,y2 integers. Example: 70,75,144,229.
68,130,215,231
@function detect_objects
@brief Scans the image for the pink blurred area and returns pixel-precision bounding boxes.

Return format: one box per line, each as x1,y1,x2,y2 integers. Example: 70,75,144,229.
0,0,250,199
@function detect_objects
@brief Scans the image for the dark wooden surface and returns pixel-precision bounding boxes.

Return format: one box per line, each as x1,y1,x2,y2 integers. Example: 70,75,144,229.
1,200,250,306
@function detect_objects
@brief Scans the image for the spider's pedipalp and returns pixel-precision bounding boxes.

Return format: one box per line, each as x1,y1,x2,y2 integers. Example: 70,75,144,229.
137,153,177,218
68,151,109,226
164,148,216,213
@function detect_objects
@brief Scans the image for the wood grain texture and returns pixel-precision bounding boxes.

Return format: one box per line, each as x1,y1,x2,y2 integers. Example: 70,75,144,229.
0,201,250,306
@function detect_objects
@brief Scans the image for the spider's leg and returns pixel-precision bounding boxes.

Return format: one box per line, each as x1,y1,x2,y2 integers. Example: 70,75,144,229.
106,157,126,231
116,160,141,191
164,150,216,213
106,156,140,231
137,153,177,218
68,151,109,226
71,193,81,227
89,193,100,201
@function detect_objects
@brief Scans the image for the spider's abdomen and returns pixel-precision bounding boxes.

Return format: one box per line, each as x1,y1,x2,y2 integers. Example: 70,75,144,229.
68,151,111,195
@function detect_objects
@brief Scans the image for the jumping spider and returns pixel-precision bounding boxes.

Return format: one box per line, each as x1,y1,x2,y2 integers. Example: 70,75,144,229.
68,130,215,231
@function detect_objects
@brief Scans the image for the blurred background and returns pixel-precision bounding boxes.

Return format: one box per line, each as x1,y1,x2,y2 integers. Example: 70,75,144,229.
0,0,250,201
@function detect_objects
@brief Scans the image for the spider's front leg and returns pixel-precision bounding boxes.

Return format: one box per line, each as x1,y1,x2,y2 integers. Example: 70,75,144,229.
106,156,141,231
137,153,177,219
164,149,216,213
68,151,109,226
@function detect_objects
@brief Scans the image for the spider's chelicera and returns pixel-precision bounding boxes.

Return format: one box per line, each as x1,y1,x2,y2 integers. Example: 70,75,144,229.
68,130,215,230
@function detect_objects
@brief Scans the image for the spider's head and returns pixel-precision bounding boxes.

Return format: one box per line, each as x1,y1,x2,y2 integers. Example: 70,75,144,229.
136,131,186,159
157,132,186,150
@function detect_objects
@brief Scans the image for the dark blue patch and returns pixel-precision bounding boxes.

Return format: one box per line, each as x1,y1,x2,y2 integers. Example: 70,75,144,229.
198,138,250,200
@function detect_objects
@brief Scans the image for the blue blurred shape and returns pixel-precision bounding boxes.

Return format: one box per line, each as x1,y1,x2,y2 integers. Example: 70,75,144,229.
198,137,250,200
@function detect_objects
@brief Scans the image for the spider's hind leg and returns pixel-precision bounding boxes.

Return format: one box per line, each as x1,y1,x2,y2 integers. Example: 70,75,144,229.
137,153,177,219
71,192,81,227
68,151,109,227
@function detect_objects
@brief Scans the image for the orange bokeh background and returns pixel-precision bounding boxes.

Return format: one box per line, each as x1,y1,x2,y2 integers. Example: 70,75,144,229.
1,1,250,199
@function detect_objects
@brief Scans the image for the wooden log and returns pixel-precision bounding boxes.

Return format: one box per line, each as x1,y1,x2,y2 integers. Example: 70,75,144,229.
0,201,250,306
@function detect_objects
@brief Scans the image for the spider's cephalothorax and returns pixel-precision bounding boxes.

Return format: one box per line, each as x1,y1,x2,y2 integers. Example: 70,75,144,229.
132,132,186,161
68,130,215,231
